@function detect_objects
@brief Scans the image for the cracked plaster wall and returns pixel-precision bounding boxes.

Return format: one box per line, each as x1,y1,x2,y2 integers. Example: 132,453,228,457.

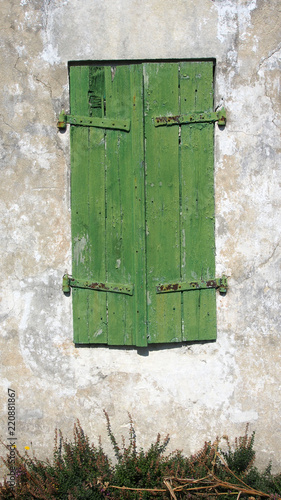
0,0,281,472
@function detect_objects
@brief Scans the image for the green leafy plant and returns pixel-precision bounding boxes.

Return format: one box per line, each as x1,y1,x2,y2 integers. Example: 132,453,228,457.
104,410,171,498
0,421,111,499
1,417,281,499
220,424,255,475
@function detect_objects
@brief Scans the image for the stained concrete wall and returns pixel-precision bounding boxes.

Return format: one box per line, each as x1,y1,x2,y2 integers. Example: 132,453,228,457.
1,0,281,472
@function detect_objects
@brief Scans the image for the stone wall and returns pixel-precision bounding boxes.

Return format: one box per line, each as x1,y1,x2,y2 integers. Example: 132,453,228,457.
1,0,281,472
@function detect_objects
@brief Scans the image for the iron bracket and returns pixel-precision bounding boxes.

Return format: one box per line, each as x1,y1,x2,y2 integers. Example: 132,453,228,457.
154,107,226,127
57,111,130,132
156,275,228,295
62,274,134,296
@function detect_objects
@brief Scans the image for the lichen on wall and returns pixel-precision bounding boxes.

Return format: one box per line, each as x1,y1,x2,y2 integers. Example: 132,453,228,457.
0,0,281,474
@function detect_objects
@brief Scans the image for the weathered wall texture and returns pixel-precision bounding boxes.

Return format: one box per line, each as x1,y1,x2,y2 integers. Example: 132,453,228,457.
1,0,281,471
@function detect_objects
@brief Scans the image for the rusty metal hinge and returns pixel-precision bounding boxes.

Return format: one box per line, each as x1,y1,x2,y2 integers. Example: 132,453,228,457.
156,275,228,295
57,111,130,132
62,274,134,296
154,108,226,127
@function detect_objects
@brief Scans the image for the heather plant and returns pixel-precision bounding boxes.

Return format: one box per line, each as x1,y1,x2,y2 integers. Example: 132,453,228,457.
1,417,281,499
105,411,171,498
217,429,281,498
220,424,255,475
0,421,111,499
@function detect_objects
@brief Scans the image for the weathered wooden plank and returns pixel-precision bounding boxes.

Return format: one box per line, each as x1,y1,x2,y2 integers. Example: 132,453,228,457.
144,63,182,343
70,65,91,343
180,61,216,341
87,66,108,343
105,65,145,345
129,65,147,347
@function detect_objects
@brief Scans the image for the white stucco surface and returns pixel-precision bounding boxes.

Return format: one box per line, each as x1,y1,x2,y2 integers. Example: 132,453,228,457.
1,0,281,473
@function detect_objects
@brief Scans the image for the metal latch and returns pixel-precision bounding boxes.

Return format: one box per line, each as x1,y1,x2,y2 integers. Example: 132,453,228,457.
154,107,226,127
57,111,130,132
156,275,228,295
62,274,134,296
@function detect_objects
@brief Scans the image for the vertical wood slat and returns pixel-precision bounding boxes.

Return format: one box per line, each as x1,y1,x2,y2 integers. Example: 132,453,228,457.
144,63,182,343
87,67,107,343
105,65,146,346
70,66,108,344
105,66,132,344
180,61,216,341
130,66,147,347
70,65,91,343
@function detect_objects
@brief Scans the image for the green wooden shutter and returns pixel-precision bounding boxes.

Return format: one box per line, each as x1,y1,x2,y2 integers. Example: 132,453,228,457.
69,61,217,346
70,64,147,346
145,62,216,342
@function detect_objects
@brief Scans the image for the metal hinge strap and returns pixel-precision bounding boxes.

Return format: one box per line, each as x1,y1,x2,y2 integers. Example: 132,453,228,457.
154,108,226,127
156,276,228,294
62,274,134,296
57,111,130,132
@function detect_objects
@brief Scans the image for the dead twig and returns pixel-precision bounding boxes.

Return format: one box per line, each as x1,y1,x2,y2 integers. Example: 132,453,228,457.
164,479,177,499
